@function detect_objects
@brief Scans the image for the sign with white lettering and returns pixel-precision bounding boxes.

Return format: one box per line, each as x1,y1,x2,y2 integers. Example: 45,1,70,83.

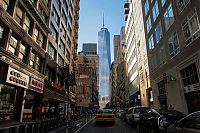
30,77,44,93
6,67,29,89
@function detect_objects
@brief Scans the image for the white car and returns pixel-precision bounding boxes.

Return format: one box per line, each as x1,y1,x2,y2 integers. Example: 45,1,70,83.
116,110,123,118
125,106,149,125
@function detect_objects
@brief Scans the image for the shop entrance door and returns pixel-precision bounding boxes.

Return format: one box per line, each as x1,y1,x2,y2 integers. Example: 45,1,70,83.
185,91,200,113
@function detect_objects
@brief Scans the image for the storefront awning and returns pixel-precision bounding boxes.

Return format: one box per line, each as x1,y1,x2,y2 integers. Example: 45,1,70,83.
44,89,70,103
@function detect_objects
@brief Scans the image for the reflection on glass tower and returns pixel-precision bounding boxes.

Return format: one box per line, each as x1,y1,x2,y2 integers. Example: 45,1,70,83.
98,16,111,100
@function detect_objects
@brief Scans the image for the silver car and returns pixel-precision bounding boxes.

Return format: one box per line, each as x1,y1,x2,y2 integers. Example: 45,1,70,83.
167,111,200,133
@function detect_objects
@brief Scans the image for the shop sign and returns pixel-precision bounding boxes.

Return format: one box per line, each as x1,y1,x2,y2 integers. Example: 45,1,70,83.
51,82,64,91
6,66,29,89
184,83,200,93
30,77,44,93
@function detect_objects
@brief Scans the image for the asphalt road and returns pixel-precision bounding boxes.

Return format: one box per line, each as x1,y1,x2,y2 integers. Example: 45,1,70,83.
78,118,137,133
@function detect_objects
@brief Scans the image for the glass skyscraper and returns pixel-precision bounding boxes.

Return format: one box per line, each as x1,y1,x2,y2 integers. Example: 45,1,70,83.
98,27,111,100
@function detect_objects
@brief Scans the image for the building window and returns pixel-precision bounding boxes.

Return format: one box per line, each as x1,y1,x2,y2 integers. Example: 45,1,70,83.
15,7,23,25
164,4,174,31
158,45,166,66
63,0,68,13
146,15,152,33
18,43,27,62
8,36,18,55
67,36,71,48
69,13,73,25
56,0,61,10
168,32,180,58
180,63,199,87
69,1,73,15
48,43,56,60
50,23,58,43
152,1,159,22
148,34,154,50
52,6,59,24
68,23,72,36
155,22,163,43
58,55,64,67
35,56,41,72
33,27,39,43
0,26,4,39
144,0,149,16
62,11,67,26
66,49,70,61
23,16,31,34
61,23,66,40
59,39,65,54
38,32,44,48
161,0,166,6
0,0,9,10
30,52,35,68
177,0,191,12
182,8,200,46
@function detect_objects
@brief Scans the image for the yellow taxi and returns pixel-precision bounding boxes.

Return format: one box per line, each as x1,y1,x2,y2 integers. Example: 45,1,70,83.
96,109,115,124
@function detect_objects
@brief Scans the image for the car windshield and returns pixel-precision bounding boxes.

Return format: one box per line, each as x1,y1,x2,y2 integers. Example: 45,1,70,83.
98,109,112,114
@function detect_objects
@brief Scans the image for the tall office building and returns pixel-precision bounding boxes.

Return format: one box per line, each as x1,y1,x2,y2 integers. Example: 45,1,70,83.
82,43,99,97
113,35,120,61
124,0,152,107
98,19,111,101
141,0,200,113
125,0,141,107
82,43,97,55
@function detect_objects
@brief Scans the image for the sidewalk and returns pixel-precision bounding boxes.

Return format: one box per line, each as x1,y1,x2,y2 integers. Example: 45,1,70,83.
49,116,95,133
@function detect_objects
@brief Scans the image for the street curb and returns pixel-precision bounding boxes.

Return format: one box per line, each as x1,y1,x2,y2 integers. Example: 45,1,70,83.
74,117,95,133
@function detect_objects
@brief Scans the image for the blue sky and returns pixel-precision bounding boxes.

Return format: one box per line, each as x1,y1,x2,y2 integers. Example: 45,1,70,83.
78,0,125,62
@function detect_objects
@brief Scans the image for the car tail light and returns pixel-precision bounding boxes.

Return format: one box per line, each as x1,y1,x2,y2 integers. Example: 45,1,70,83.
96,114,101,118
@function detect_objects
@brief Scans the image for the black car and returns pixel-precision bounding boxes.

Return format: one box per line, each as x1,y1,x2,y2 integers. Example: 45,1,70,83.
167,111,200,133
137,109,186,133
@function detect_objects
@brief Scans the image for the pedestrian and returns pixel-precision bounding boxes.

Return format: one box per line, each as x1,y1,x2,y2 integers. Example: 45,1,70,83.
168,105,174,110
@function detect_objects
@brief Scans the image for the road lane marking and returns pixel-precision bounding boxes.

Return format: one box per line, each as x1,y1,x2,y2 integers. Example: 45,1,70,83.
74,117,95,133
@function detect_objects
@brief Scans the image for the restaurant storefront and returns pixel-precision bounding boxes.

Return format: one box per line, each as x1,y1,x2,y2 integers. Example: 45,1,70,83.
43,80,70,118
0,65,29,121
22,77,44,121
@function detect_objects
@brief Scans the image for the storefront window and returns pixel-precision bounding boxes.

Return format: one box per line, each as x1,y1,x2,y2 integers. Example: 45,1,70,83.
23,90,35,120
0,84,16,120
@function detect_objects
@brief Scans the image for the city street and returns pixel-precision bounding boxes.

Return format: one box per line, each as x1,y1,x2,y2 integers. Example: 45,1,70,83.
52,118,137,133
79,118,137,133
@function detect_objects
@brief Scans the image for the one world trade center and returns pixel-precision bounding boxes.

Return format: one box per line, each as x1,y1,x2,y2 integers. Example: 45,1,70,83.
98,17,111,101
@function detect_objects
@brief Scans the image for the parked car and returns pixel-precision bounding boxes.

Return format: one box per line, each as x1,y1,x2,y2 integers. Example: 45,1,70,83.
137,109,186,133
116,109,123,118
96,109,115,125
125,106,149,125
167,111,200,133
121,108,129,121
